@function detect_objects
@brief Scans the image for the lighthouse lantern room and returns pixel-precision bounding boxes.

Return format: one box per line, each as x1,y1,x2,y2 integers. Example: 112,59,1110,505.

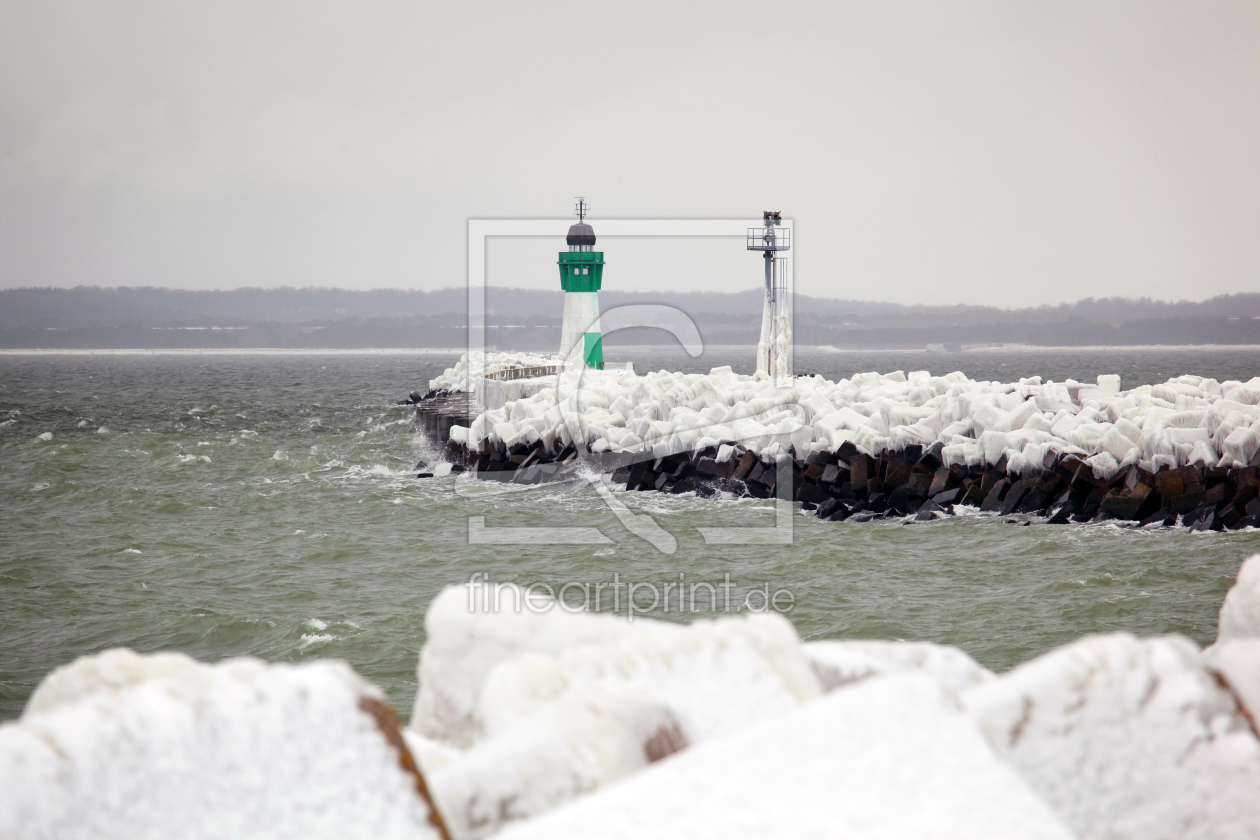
557,198,605,369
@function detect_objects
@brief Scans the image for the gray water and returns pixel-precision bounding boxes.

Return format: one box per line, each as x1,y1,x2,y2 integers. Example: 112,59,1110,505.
2,346,1258,722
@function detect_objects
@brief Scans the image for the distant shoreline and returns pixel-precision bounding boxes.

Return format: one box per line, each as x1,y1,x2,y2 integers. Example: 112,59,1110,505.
3,344,1260,356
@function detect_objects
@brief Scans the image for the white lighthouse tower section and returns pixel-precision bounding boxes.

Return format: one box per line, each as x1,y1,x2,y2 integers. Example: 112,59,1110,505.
559,292,601,364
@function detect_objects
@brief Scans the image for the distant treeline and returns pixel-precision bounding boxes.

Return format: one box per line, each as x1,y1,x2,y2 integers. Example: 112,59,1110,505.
0,285,1257,348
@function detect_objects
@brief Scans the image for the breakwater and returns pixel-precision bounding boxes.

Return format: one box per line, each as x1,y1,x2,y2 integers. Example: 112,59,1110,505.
415,351,1260,530
427,423,1260,530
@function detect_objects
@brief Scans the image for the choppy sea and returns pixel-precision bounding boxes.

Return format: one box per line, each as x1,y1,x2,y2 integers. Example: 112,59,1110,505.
2,345,1258,721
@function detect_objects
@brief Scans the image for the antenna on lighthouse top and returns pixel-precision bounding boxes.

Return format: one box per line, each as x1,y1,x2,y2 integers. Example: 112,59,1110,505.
573,198,589,222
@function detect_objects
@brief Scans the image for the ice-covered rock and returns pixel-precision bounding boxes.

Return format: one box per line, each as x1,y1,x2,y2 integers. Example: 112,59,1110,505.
413,587,821,837
475,610,820,743
1205,640,1260,734
432,352,1260,479
963,633,1260,840
495,675,1077,840
0,649,446,840
410,584,683,747
412,585,819,750
803,639,995,696
1215,554,1260,644
430,691,685,840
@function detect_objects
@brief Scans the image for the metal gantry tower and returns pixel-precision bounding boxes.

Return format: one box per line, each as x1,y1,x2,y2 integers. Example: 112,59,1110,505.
747,211,790,379
557,198,605,369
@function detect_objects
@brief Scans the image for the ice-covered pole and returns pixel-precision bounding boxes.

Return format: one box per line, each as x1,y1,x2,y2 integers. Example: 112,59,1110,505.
750,211,788,380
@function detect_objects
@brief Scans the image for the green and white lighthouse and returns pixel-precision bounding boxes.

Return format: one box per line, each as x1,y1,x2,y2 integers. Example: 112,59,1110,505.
557,198,604,369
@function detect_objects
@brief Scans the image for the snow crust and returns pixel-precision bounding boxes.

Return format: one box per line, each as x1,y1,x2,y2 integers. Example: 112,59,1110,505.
0,650,441,840
10,555,1260,839
963,633,1260,840
495,674,1077,840
410,584,684,747
803,638,995,696
430,691,684,840
433,352,1260,477
1215,554,1260,645
412,585,822,837
1205,640,1260,733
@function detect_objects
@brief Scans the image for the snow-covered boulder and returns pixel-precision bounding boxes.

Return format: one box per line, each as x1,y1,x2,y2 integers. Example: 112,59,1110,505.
1205,640,1260,734
1215,554,1260,645
430,691,685,840
412,588,821,837
494,675,1077,840
0,649,446,840
410,584,683,746
963,633,1260,840
803,639,995,696
473,610,820,744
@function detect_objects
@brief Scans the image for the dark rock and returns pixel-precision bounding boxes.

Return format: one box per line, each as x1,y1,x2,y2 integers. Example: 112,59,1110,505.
1183,505,1208,527
1000,481,1031,515
1246,496,1260,518
850,455,873,491
449,463,466,474
927,468,956,497
733,451,757,480
980,479,1010,512
837,441,859,460
932,488,961,506
1190,511,1220,532
1099,483,1154,521
627,462,651,490
1170,491,1207,515
884,461,913,490
962,485,987,506
828,505,853,522
797,482,826,505
848,510,877,522
1205,483,1235,507
866,492,888,513
816,498,842,519
820,464,842,485
415,472,434,479
1234,515,1260,530
1233,483,1259,510
915,501,943,521
1047,505,1071,524
887,485,918,514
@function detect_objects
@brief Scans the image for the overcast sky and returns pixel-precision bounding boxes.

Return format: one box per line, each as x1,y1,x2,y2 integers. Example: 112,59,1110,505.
1,0,1257,307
